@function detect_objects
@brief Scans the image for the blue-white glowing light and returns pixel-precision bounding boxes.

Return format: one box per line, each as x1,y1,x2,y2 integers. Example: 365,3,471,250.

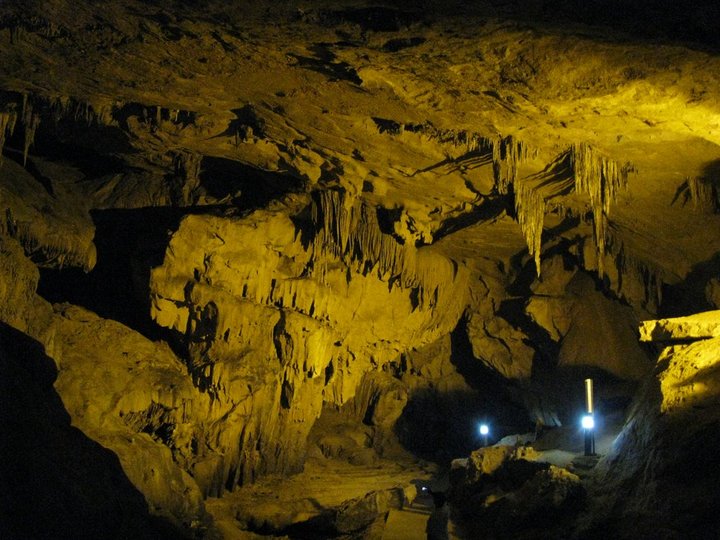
581,414,595,430
479,424,489,436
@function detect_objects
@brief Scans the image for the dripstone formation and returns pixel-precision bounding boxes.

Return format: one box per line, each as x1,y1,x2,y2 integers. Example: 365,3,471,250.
1,1,719,538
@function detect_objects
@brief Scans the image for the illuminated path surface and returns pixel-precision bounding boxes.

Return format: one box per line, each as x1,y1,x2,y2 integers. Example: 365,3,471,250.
383,504,432,540
206,458,435,538
207,422,624,538
383,488,463,540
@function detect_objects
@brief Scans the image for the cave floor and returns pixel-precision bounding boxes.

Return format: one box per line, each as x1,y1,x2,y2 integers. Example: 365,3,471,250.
205,420,624,538
205,456,437,539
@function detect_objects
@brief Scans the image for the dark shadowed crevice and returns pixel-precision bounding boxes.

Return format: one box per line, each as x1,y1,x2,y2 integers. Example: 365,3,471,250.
381,36,426,52
318,6,423,32
200,156,306,209
433,195,509,242
395,387,487,462
659,250,720,318
288,43,364,85
395,319,529,463
37,207,183,342
0,322,185,540
449,317,532,430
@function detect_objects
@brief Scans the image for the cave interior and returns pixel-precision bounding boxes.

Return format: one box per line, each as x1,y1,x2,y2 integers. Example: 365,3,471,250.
1,1,720,539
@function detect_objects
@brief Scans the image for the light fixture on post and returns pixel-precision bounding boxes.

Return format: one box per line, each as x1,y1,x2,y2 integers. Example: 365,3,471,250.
583,378,595,456
479,423,489,447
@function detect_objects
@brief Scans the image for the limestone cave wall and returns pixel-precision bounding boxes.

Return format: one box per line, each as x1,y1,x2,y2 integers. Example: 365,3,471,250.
1,1,719,538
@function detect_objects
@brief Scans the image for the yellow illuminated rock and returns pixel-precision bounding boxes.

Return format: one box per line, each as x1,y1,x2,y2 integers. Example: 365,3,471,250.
1,1,719,538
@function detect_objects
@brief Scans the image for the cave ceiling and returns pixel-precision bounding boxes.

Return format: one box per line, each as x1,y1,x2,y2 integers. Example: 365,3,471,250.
1,0,719,293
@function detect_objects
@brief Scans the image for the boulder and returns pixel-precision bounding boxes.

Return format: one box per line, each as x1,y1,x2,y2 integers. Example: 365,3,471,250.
512,465,583,517
0,322,187,540
50,304,207,527
449,445,545,505
467,445,540,479
276,487,405,538
333,488,405,534
557,273,651,380
466,313,535,380
449,445,584,538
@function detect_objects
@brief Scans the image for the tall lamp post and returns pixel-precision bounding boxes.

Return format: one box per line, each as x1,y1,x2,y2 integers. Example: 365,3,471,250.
582,378,596,456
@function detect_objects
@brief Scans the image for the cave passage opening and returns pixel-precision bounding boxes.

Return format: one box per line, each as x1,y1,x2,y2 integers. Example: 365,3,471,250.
36,206,185,345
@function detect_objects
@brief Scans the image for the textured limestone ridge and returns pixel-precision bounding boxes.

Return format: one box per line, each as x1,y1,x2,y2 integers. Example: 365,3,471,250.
150,195,470,487
639,310,720,341
0,158,97,271
50,303,208,526
0,239,210,529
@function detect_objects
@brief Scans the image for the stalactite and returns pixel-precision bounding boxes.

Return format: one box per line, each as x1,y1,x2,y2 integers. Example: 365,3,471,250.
569,143,632,277
491,135,530,194
9,91,193,155
376,119,533,187
0,110,18,165
309,189,465,313
514,181,545,276
10,25,23,44
686,176,717,213
48,95,115,127
6,15,68,45
605,229,664,313
173,151,203,205
7,217,96,271
21,99,40,167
